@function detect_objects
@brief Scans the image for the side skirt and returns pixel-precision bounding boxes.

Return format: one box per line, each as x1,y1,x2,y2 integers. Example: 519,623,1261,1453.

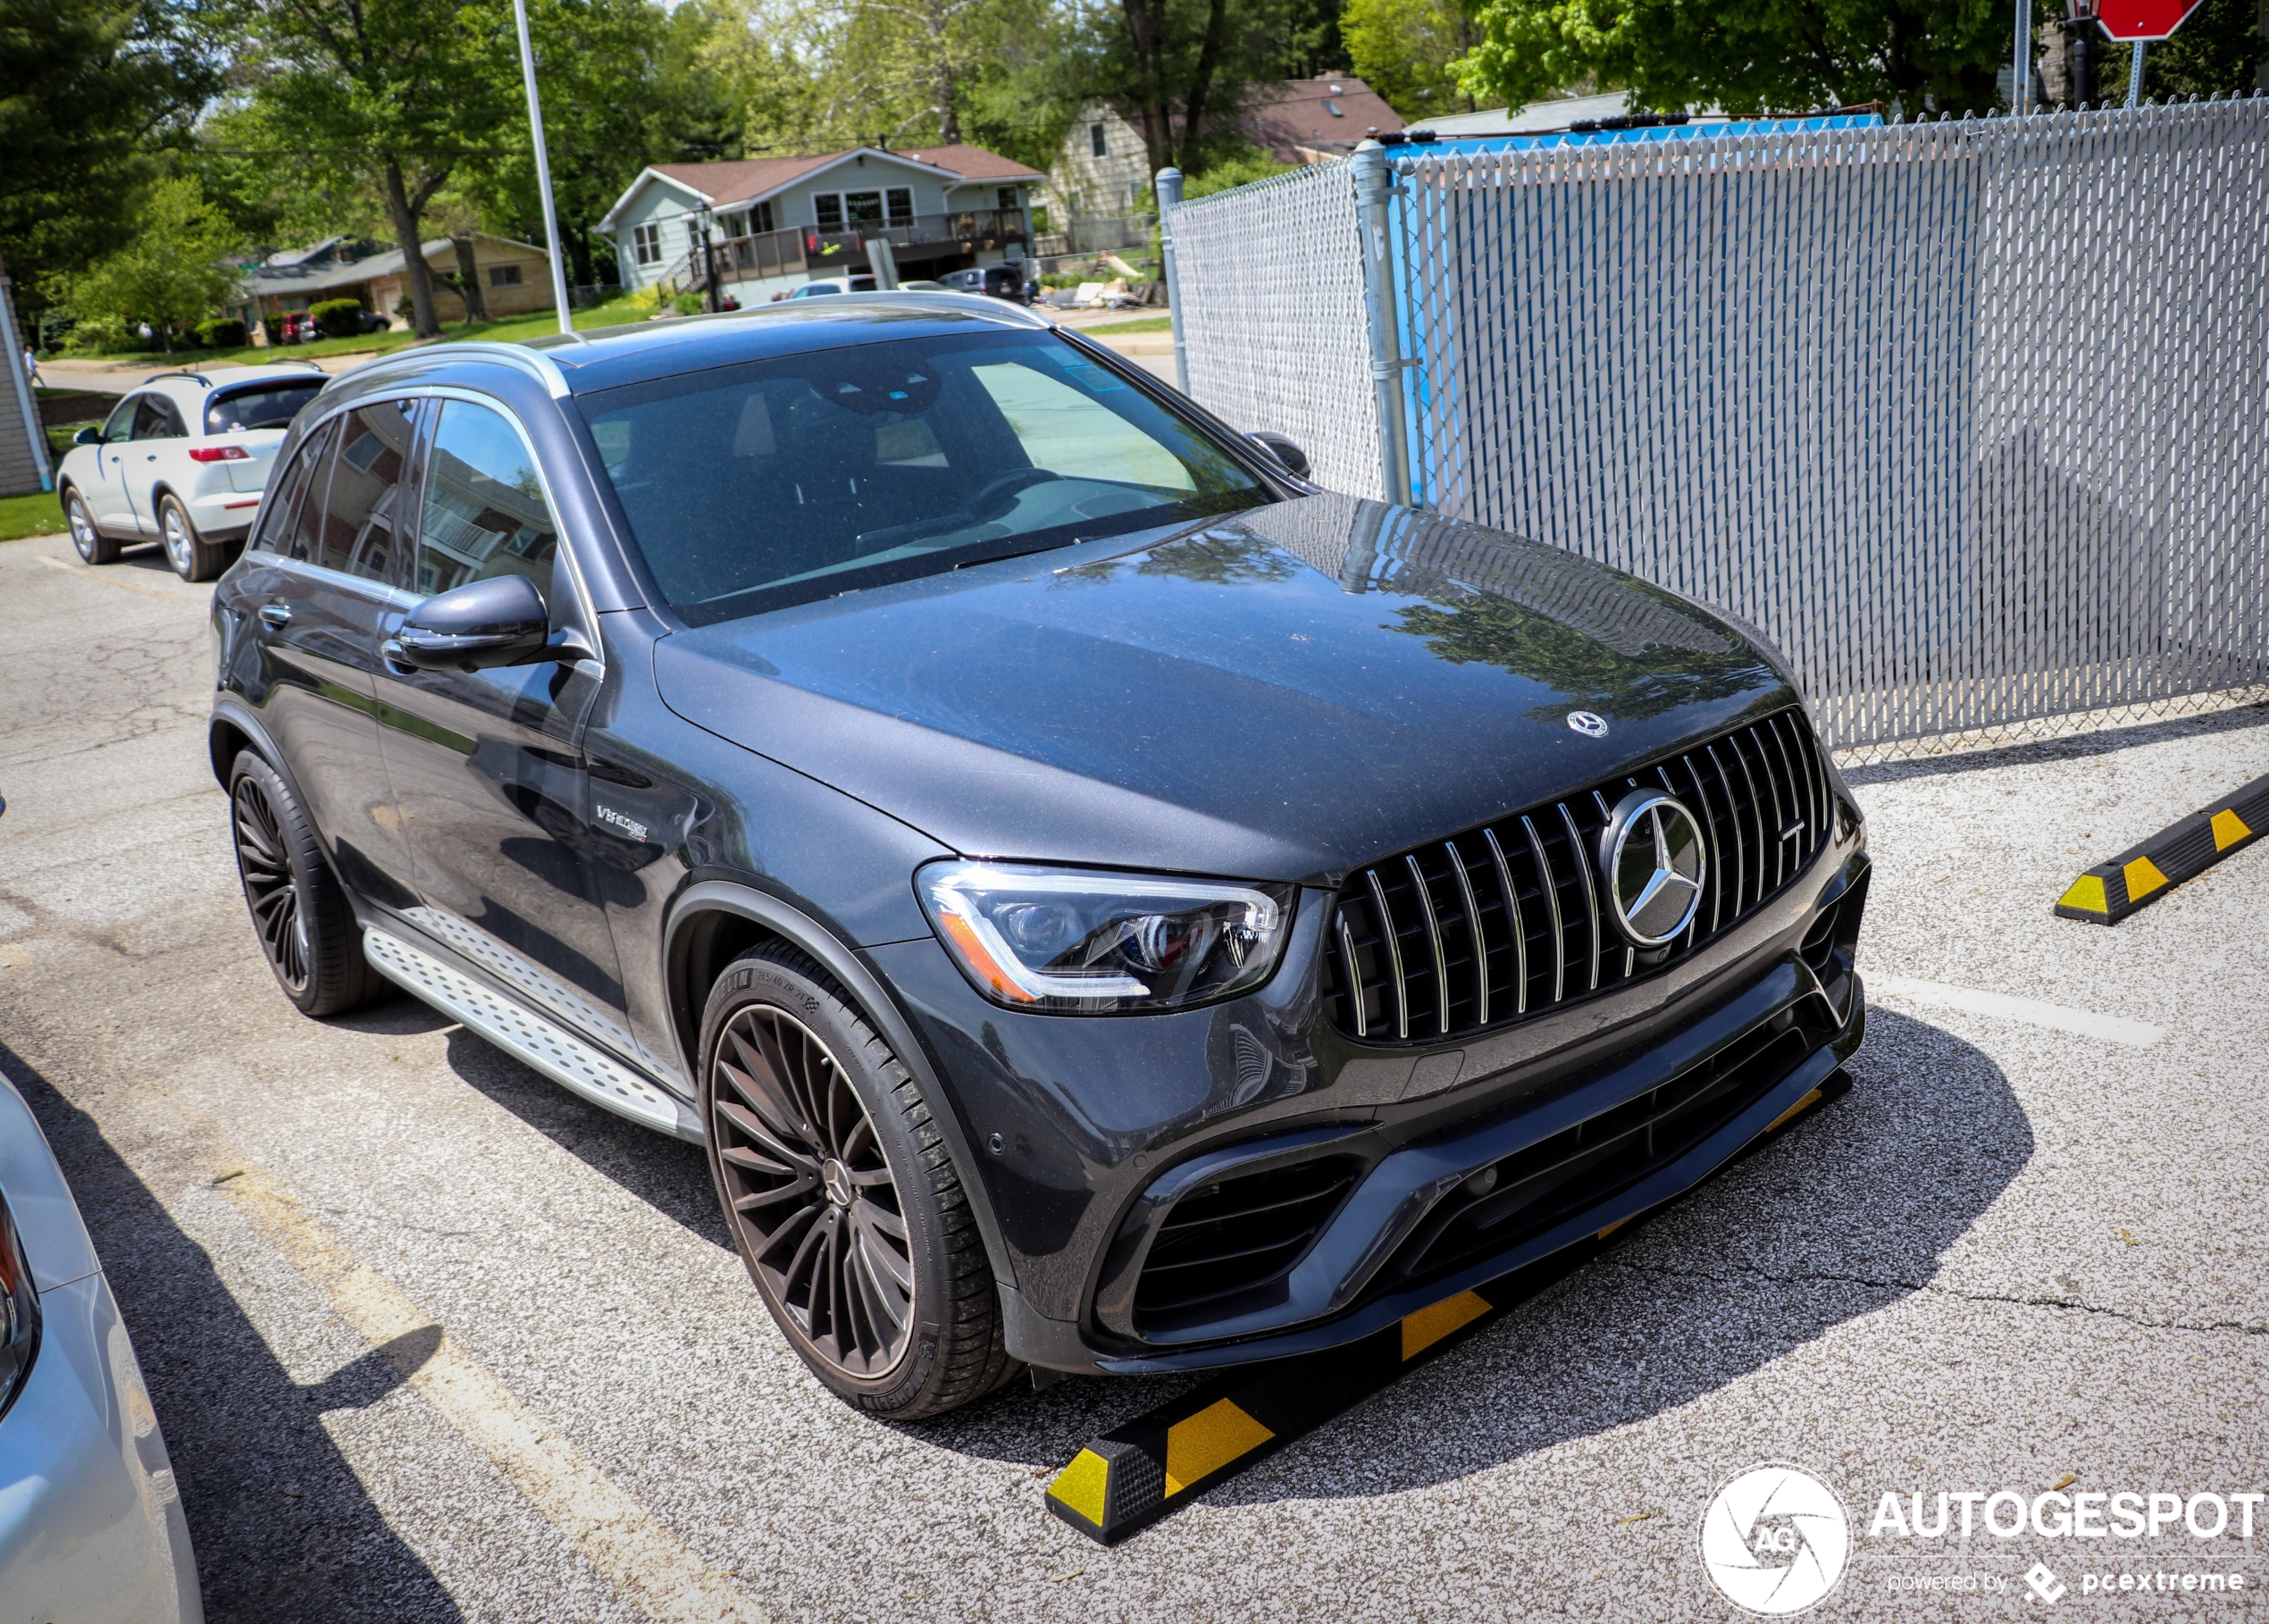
364,927,705,1144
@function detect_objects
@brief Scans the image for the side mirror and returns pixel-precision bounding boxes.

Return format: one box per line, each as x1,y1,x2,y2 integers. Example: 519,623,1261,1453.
1248,431,1310,480
387,573,551,672
73,426,103,446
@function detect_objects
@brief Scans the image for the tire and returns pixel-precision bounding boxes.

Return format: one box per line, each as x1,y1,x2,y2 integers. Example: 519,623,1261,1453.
157,493,228,582
227,749,378,1017
63,488,121,565
699,943,1018,1420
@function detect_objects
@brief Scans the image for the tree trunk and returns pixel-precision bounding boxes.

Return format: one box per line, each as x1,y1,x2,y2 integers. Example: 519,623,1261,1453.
1118,0,1175,173
452,234,490,323
1177,0,1232,172
381,159,444,339
930,1,960,142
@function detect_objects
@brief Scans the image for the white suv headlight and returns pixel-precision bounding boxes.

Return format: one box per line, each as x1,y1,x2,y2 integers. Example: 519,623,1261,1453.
917,862,1294,1013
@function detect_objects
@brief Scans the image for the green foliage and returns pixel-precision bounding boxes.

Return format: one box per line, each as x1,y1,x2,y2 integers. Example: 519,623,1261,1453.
0,0,217,311
42,176,244,353
195,315,248,347
672,290,706,314
309,297,367,339
1184,143,1296,197
1456,0,2007,115
2062,0,2265,104
1344,0,1477,119
63,316,144,356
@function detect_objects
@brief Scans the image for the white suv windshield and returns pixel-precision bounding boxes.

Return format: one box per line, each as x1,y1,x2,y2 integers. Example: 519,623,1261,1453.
578,331,1268,626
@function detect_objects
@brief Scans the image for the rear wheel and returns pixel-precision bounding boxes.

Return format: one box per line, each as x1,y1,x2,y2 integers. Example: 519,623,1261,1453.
699,944,1017,1419
228,749,377,1017
64,489,120,565
157,494,229,582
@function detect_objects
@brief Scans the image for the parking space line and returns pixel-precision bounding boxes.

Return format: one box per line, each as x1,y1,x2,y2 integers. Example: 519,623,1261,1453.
1865,974,2164,1048
29,552,191,601
213,1159,768,1624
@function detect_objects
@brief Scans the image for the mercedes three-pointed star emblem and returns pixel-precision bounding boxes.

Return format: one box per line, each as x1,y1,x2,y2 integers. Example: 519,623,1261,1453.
1597,790,1708,946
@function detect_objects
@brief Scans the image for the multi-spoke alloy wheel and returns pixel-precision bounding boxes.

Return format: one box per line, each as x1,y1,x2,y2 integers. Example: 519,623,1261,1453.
64,490,119,565
710,1004,915,1377
232,773,309,995
698,945,1017,1419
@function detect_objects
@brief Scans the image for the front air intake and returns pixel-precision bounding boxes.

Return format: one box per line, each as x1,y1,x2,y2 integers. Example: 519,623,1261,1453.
1132,1157,1362,1325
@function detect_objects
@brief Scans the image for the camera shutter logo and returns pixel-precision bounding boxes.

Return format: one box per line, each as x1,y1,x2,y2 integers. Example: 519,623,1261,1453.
1700,1465,1851,1615
1597,790,1707,946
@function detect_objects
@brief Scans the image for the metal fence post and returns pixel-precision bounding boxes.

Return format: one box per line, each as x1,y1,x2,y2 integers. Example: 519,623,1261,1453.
1155,168,1189,394
1351,140,1411,506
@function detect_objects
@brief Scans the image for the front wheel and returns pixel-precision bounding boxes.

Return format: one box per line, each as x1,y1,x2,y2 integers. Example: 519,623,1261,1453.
157,494,229,582
699,944,1017,1419
63,489,120,565
228,750,378,1017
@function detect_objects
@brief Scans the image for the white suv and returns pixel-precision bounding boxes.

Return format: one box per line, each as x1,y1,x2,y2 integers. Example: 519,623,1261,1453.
56,363,328,581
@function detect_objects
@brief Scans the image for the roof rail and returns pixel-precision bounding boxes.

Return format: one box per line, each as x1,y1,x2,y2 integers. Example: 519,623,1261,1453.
347,339,574,400
264,357,329,373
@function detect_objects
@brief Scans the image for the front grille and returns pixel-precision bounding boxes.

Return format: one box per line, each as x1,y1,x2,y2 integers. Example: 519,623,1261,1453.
1133,1157,1362,1323
1386,1022,1815,1285
1322,708,1832,1042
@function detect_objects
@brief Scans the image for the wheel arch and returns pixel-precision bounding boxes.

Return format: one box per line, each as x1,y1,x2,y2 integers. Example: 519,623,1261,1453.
663,878,1018,1292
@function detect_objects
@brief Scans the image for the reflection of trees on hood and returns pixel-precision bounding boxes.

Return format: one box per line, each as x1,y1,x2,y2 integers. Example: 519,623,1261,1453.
1388,590,1775,723
1051,530,1300,590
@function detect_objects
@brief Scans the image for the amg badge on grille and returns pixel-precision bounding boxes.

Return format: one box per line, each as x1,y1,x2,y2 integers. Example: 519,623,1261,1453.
1565,710,1609,738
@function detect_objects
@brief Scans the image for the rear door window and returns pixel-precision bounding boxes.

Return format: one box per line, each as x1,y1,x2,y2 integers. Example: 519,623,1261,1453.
130,394,185,439
314,400,422,583
414,400,558,597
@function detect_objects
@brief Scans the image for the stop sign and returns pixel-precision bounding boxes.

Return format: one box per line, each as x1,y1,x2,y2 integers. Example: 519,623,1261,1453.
2095,0,2202,39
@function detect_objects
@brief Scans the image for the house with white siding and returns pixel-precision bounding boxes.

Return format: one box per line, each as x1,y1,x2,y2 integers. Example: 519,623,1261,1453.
599,145,1044,305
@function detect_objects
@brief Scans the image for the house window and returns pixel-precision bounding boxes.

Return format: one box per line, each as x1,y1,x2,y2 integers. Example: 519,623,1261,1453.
721,210,748,238
814,194,843,230
886,188,912,225
632,223,662,265
686,218,707,250
488,264,523,288
753,200,774,234
1089,123,1107,157
816,192,886,230
997,187,1018,213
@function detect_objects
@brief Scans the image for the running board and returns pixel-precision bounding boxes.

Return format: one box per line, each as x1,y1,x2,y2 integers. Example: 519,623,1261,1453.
364,928,704,1144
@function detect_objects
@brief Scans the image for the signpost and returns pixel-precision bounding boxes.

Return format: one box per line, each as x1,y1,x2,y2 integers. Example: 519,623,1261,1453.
2093,0,2206,104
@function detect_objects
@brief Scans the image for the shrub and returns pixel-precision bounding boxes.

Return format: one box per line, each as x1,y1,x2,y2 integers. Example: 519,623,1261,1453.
263,315,286,347
310,297,366,339
671,291,705,316
62,317,142,356
196,316,247,348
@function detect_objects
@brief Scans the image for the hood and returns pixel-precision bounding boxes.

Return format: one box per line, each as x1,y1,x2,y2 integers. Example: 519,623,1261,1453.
653,493,1795,883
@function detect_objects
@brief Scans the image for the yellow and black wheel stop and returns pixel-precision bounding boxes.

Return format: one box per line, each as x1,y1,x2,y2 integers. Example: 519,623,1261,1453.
2055,771,2268,925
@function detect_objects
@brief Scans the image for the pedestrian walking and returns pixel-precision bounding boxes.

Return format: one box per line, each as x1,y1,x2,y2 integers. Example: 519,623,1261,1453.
21,344,41,389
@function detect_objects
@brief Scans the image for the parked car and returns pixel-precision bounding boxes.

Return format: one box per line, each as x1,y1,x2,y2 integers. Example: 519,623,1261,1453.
938,264,1030,302
779,275,876,299
56,363,327,582
0,1070,203,1621
209,295,1869,1421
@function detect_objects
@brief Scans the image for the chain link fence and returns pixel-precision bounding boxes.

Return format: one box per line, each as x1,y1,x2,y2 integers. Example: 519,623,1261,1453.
1166,100,2269,758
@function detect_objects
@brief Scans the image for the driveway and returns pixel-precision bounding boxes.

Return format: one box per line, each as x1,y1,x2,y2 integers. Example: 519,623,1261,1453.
1,531,2263,1622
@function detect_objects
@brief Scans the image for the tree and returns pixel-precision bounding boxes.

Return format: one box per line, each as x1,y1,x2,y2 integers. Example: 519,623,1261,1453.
2061,0,2265,104
231,0,518,336
0,0,216,311
43,174,243,351
1344,0,1476,118
1089,0,1310,173
1455,0,2006,117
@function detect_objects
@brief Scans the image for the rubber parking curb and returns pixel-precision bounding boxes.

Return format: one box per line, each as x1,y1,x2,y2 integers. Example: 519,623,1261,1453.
2055,772,2269,925
1045,1081,1842,1545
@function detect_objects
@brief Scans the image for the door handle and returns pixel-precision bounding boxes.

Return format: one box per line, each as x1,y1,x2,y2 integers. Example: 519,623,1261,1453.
259,603,292,630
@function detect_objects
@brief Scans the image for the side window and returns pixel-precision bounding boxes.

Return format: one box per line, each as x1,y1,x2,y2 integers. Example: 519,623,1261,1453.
100,396,138,443
415,401,558,599
130,394,183,439
315,399,422,583
259,419,339,562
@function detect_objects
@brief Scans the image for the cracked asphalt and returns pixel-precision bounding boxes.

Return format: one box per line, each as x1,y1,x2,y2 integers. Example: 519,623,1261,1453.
2,525,2265,1622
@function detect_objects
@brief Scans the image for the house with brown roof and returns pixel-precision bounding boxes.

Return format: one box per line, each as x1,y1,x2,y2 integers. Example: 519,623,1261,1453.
599,144,1044,304
1240,78,1406,163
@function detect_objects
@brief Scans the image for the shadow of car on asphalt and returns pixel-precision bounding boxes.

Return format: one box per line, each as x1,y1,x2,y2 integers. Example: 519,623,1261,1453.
3,1040,467,1624
398,978,2032,1507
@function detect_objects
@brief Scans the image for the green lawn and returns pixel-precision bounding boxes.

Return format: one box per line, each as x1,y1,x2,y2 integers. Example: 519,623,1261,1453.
0,490,66,542
1084,314,1173,334
47,296,653,369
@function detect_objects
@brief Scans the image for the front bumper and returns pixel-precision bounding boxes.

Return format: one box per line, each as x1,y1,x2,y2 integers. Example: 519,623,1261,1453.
0,1270,203,1623
874,815,1871,1375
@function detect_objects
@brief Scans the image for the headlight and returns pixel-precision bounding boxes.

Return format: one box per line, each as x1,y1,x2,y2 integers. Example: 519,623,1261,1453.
0,1191,41,1423
917,862,1294,1013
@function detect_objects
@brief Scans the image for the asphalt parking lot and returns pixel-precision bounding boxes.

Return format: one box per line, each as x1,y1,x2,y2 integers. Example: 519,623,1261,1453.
3,527,2265,1622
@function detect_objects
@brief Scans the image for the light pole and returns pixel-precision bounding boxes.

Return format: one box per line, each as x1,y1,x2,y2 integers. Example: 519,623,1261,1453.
2014,0,2033,113
510,0,574,336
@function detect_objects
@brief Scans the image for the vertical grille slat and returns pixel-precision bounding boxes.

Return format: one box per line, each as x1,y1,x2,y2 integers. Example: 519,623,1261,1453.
1326,708,1834,1044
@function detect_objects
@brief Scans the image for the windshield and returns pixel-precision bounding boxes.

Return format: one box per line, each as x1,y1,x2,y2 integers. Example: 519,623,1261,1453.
205,381,322,435
579,329,1268,624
